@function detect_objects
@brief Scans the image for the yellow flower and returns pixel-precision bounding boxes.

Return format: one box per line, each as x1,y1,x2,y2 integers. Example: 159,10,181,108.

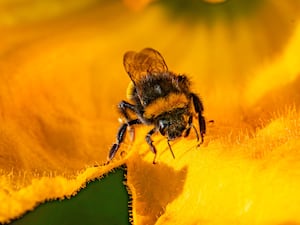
1,0,300,224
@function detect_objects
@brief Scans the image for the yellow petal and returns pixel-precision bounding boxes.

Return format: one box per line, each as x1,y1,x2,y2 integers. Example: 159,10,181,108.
1,0,300,224
0,1,128,222
125,106,300,225
122,1,300,224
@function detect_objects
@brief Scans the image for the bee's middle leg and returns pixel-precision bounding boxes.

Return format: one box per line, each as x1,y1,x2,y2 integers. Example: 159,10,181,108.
184,115,199,142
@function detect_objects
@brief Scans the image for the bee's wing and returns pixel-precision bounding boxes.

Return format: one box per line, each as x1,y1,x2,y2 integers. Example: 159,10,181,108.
123,48,168,83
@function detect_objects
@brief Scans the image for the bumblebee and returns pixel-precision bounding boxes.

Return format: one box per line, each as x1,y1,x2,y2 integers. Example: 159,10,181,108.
108,48,206,163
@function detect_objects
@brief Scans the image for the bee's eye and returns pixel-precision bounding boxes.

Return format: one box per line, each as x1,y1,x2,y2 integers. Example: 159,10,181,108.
154,84,162,94
177,75,185,82
159,120,168,128
142,99,149,106
159,120,169,135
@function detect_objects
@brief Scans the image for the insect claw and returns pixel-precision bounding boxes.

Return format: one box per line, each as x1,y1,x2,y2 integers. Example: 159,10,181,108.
152,154,157,164
195,132,205,148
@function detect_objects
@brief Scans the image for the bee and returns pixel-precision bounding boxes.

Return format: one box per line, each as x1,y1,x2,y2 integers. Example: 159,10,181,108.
108,48,206,164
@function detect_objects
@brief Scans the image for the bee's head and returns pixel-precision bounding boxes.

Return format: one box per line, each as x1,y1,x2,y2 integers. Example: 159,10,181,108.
158,111,187,141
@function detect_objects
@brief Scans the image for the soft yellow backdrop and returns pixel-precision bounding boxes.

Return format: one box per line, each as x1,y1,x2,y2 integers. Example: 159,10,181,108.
0,0,300,224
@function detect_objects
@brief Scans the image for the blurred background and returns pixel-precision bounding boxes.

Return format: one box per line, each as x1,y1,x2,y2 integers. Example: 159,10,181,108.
1,0,300,224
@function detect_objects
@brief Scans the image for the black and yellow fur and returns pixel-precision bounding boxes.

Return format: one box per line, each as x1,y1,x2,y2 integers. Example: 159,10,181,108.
108,48,206,164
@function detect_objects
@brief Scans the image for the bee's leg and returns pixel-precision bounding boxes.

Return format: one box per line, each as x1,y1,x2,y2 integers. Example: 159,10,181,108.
184,115,193,137
191,93,206,144
118,101,138,141
118,101,137,120
145,128,158,164
108,119,141,161
184,115,200,142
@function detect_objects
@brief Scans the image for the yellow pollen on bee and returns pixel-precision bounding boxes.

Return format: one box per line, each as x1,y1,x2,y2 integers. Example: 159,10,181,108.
144,93,189,119
126,81,135,100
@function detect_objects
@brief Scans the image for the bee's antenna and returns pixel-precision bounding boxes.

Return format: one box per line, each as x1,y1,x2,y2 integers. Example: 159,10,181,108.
167,139,175,159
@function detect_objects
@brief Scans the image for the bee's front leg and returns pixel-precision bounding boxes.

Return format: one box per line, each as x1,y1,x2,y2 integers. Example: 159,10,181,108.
108,119,141,162
118,100,137,120
119,100,138,141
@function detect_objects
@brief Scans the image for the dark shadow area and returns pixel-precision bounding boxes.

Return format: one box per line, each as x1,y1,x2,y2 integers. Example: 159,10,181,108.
127,155,188,225
10,167,130,225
